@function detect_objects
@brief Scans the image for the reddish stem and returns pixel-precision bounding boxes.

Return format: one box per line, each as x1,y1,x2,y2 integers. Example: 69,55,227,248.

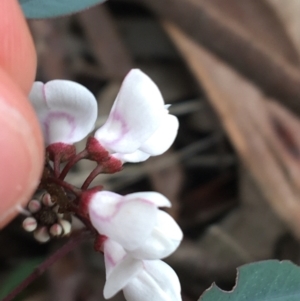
81,165,103,190
53,153,61,178
59,149,88,180
2,231,91,301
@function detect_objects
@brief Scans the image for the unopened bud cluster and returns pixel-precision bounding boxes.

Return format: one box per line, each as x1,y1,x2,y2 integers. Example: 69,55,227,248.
24,69,182,301
23,193,71,242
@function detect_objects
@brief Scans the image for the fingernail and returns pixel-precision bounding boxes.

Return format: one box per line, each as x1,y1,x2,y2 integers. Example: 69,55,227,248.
0,102,41,228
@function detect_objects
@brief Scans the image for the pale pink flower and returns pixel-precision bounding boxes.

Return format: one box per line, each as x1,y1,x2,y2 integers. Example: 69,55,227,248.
103,239,182,301
94,69,179,162
29,80,98,146
88,191,183,259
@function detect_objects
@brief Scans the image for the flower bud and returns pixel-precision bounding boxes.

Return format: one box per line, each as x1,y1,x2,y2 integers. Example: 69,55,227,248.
49,224,63,236
23,217,37,232
34,227,51,243
28,200,41,213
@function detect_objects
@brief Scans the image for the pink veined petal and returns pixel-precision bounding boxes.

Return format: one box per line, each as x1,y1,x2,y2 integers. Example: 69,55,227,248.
123,192,171,208
113,149,150,163
123,260,182,301
94,69,166,153
104,255,143,299
88,191,158,250
140,114,179,156
29,80,98,145
104,239,127,278
128,210,183,260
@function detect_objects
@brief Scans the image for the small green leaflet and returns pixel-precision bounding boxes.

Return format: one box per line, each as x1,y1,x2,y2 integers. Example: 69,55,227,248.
19,0,106,19
199,260,300,301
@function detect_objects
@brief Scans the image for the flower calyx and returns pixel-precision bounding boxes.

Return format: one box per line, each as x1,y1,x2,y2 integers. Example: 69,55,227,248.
46,143,76,163
86,137,123,173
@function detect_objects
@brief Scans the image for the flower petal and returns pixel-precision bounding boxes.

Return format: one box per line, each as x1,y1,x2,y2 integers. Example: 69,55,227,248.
94,69,165,153
123,192,171,208
104,239,127,277
104,240,143,299
128,210,183,259
29,80,98,145
88,191,157,250
123,260,182,301
140,114,179,155
113,149,150,163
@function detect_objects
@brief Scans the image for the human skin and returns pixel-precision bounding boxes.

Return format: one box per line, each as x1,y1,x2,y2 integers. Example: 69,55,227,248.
0,0,43,228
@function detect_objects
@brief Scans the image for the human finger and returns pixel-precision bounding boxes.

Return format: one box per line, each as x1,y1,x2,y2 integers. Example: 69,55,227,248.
0,68,43,229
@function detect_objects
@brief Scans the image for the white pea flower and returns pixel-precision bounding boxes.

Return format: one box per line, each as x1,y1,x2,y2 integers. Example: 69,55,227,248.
103,239,182,301
88,191,183,260
29,80,98,146
94,69,179,163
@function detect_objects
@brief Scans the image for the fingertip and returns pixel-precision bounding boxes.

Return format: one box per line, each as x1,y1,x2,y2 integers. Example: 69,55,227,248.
0,0,37,94
0,69,43,229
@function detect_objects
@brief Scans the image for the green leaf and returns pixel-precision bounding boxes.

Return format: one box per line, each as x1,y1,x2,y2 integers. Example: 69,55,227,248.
19,0,106,19
199,260,300,301
0,257,44,299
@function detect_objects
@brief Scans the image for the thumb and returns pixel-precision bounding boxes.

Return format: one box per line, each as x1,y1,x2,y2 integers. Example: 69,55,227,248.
0,0,43,228
0,69,43,228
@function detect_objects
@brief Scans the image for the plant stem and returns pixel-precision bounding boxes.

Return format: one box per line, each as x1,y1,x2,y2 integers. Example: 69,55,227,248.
59,149,88,180
2,231,91,301
53,153,61,178
81,165,103,190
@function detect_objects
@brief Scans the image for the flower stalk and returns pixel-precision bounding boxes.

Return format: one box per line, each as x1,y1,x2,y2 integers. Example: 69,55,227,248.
2,231,91,301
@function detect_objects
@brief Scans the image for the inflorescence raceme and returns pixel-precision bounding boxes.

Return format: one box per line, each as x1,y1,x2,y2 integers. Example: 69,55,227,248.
22,69,183,301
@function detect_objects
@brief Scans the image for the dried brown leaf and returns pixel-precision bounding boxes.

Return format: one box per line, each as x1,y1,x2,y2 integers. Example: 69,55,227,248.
135,0,300,113
267,0,300,56
165,22,300,239
205,0,300,65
